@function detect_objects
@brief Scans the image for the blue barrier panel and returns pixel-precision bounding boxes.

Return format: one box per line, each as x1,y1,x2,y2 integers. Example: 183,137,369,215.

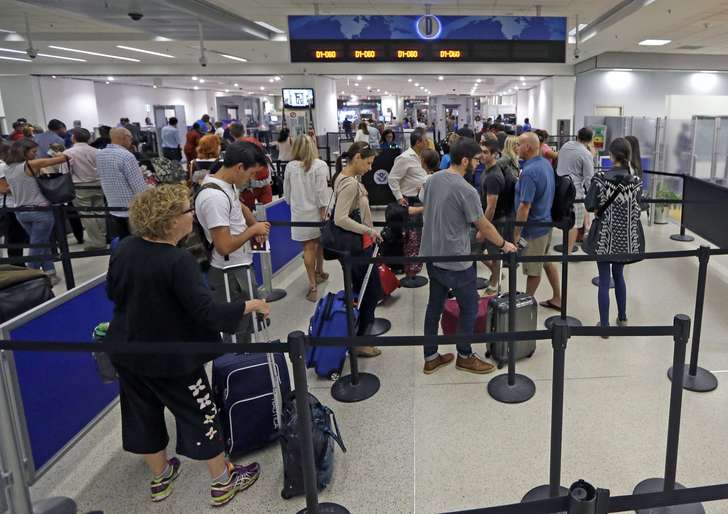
4,278,117,479
252,199,299,285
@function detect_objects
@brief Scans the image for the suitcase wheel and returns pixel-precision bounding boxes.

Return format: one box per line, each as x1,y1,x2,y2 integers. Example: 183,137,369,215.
497,362,505,370
281,489,294,500
329,372,340,381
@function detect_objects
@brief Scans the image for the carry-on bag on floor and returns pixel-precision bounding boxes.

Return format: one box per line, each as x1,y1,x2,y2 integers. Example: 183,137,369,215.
307,245,378,380
279,391,346,499
211,263,290,456
487,292,538,369
0,265,54,324
378,263,400,298
441,295,495,335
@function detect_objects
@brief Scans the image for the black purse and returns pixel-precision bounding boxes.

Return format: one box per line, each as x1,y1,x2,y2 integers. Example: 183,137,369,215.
320,181,364,260
31,159,76,204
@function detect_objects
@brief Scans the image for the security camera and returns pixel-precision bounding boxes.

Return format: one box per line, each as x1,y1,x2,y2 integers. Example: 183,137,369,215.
26,47,37,59
128,11,143,21
128,0,143,21
199,55,208,67
574,49,581,60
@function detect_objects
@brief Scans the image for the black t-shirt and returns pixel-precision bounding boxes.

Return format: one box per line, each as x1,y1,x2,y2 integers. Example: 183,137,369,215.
481,163,516,220
106,237,245,377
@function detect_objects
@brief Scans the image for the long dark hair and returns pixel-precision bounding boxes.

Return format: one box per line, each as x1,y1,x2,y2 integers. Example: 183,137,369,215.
609,137,632,169
333,141,376,185
278,127,290,143
358,121,369,135
625,135,642,178
6,139,38,165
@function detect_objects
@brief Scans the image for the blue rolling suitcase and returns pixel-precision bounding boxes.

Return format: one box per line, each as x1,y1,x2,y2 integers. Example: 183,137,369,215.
306,245,378,380
212,262,290,456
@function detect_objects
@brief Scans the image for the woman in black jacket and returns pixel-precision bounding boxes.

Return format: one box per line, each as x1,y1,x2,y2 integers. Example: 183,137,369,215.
106,184,269,507
584,138,645,333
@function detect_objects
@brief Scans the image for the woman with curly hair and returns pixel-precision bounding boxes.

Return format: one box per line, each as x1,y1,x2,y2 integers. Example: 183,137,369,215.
106,184,269,507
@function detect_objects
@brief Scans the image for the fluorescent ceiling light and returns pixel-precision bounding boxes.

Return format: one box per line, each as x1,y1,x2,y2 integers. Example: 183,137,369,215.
48,45,140,62
225,89,230,92
51,75,56,78
581,31,597,43
194,85,199,90
438,75,443,80
476,78,482,83
221,54,248,62
234,82,239,87
115,45,175,58
269,78,274,83
199,79,205,83
153,85,157,88
0,29,16,33
260,86,265,90
254,21,285,34
639,39,671,46
107,76,114,81
568,24,588,36
274,76,281,81
356,75,363,80
612,68,633,71
407,78,412,82
414,82,419,86
0,55,31,62
354,82,359,86
0,47,86,61
154,36,172,42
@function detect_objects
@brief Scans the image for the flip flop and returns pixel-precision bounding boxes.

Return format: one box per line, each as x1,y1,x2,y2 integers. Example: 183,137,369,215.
539,300,561,312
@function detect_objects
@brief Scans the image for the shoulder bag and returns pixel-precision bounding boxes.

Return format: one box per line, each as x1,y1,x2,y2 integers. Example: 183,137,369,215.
30,158,76,204
582,180,622,255
320,177,364,260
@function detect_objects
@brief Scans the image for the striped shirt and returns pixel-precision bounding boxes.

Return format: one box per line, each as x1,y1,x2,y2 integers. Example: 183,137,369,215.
97,144,148,218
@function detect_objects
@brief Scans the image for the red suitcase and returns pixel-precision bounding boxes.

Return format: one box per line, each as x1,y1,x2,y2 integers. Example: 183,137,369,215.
378,264,400,297
441,296,494,335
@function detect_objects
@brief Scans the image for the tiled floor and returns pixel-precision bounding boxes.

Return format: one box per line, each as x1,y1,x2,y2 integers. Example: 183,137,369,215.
28,221,728,513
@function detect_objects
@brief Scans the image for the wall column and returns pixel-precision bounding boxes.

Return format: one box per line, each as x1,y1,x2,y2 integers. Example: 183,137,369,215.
306,75,338,135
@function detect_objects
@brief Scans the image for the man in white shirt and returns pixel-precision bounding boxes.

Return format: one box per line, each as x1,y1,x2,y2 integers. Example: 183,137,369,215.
195,141,271,343
388,129,429,207
64,128,106,249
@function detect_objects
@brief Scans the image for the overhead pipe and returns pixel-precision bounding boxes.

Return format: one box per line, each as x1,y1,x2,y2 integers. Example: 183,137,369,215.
156,0,273,40
577,0,655,43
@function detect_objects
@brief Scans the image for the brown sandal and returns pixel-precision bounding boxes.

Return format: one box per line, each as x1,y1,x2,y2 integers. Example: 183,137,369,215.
315,272,329,284
306,287,318,302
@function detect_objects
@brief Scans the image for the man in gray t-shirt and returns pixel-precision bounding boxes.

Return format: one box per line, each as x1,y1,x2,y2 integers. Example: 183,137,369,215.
556,127,595,254
420,139,516,376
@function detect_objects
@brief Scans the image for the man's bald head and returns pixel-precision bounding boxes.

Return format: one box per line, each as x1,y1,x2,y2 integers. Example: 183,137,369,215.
517,131,540,161
110,128,133,149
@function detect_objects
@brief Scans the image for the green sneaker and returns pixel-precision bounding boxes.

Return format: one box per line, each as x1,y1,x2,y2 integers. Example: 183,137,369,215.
150,457,181,502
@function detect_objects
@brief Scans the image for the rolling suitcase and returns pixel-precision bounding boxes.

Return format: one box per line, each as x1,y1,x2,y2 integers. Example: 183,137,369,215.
211,263,290,456
440,296,494,335
307,245,378,380
487,292,537,369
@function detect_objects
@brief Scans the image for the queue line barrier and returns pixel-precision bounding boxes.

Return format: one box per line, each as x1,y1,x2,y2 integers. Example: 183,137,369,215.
1,313,724,514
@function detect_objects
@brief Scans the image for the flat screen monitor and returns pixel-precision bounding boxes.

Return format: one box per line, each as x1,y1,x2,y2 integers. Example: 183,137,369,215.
283,88,315,109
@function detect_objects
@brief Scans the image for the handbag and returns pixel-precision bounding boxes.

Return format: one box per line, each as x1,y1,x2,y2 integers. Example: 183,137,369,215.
30,159,76,204
320,178,365,259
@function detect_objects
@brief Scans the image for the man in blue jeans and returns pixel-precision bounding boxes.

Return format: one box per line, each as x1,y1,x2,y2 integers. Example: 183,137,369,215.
419,139,517,375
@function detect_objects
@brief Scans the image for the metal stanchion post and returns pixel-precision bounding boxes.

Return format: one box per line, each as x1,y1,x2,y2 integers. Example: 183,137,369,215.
488,250,536,404
634,314,705,514
53,206,75,289
546,226,582,329
289,332,350,514
522,318,569,507
671,177,695,242
331,254,380,403
400,214,428,289
668,246,717,392
253,204,286,302
566,480,610,514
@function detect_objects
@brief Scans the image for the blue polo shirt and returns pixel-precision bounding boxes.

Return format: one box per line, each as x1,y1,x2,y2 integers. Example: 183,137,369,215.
515,156,554,239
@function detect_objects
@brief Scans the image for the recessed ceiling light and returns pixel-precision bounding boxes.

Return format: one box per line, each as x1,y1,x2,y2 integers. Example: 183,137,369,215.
115,45,175,58
0,47,86,61
153,85,157,88
221,54,248,62
0,55,31,62
376,88,381,92
384,91,388,95
274,76,281,81
192,76,198,81
48,45,140,62
639,39,671,46
193,85,199,90
254,21,285,34
225,89,229,92
234,83,239,87
51,75,56,78
105,81,110,85
408,78,412,82
520,76,525,81
438,76,444,81
260,86,265,90
367,85,371,89
522,81,526,86
354,83,359,86
415,82,419,86
356,75,363,80
199,79,205,83
269,78,274,83
107,76,114,81
476,78,482,83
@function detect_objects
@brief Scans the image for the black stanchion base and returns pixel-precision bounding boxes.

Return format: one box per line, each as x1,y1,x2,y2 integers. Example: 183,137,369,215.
476,277,489,290
522,484,569,513
553,244,579,254
264,288,287,302
633,478,705,514
592,276,615,288
667,365,718,393
32,497,78,514
487,373,536,404
544,315,582,330
364,318,392,336
297,502,351,514
400,275,428,288
331,372,380,403
670,234,695,242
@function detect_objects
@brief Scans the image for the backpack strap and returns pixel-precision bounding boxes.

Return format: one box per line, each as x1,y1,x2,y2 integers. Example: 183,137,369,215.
194,182,234,261
596,184,622,218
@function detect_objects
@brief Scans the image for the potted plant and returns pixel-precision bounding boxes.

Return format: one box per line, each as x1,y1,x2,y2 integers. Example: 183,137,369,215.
654,184,680,224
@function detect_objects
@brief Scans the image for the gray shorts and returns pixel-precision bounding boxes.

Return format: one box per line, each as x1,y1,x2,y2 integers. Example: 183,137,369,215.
522,231,553,277
574,202,586,229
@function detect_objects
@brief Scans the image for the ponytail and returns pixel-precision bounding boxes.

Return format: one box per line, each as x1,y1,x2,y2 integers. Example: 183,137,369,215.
609,137,632,169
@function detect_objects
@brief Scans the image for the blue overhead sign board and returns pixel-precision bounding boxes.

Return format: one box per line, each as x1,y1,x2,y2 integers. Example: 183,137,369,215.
288,15,566,63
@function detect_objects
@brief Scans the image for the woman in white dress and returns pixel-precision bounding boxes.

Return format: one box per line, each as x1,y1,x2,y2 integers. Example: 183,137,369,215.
353,121,370,143
283,135,331,301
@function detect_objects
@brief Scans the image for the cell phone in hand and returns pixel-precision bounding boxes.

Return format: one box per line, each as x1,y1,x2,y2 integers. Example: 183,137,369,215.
517,238,529,251
249,239,270,253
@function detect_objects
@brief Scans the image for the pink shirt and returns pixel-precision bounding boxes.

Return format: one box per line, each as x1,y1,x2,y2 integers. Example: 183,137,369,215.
64,142,99,183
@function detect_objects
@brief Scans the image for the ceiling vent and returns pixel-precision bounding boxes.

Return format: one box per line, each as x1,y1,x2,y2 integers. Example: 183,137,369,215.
676,45,704,50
